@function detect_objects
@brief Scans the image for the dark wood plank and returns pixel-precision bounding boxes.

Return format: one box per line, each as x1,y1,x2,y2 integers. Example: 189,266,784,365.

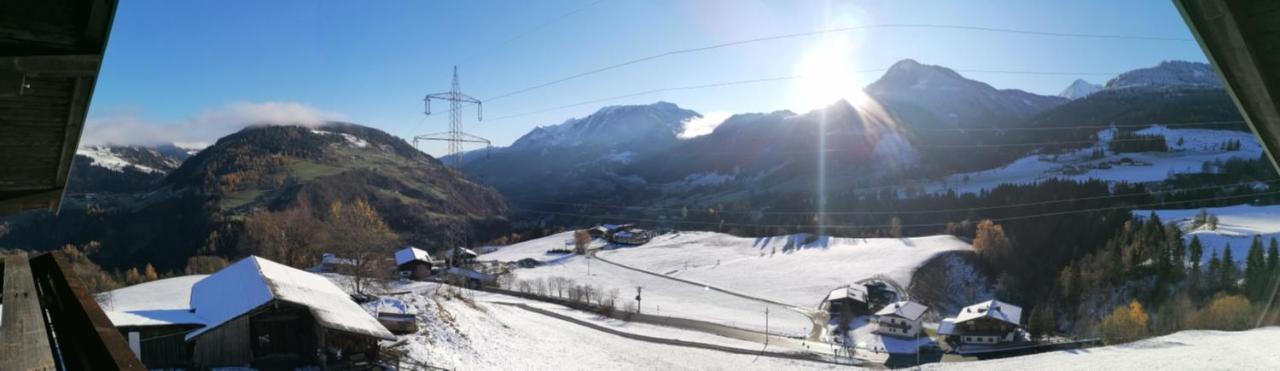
1,254,56,370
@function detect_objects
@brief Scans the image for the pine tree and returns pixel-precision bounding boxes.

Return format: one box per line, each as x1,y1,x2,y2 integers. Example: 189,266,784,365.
1221,245,1237,292
1189,236,1203,274
1245,236,1266,301
1166,224,1185,278
1207,249,1221,293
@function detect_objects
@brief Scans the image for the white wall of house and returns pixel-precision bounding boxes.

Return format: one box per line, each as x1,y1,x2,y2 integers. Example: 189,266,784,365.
873,315,921,338
960,332,1015,344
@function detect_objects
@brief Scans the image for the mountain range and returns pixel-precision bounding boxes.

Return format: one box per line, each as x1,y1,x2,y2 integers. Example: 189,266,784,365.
1,124,509,270
1,58,1244,270
447,59,1243,225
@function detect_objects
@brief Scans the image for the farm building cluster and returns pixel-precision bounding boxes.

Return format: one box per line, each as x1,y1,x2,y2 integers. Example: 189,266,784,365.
820,282,1027,354
97,256,394,369
95,244,498,369
590,223,656,245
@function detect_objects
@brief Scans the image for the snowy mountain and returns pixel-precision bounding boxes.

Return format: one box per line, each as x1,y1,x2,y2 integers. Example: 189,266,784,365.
1057,79,1102,100
1104,60,1221,90
508,101,699,151
4,123,510,271
864,59,1068,129
67,144,194,194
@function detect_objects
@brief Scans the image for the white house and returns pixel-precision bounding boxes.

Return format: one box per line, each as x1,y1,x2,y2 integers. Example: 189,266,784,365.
874,300,928,338
940,299,1023,345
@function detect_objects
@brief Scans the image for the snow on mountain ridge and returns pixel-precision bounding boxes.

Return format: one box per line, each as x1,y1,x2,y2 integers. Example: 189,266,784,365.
1058,79,1102,100
509,101,699,150
1104,60,1221,90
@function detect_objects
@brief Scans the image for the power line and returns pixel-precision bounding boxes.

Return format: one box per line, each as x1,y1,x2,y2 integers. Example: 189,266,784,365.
504,178,1280,216
510,190,1280,231
483,23,1192,102
457,0,609,66
485,67,1141,122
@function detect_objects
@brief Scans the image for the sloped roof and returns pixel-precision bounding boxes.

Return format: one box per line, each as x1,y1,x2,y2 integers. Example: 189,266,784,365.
186,256,393,341
875,300,928,321
937,318,957,336
954,299,1022,326
394,246,433,266
98,275,208,327
826,285,868,303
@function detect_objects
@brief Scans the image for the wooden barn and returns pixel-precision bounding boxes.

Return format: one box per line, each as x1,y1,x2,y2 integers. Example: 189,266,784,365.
98,275,209,368
394,246,434,280
821,285,871,319
97,256,395,369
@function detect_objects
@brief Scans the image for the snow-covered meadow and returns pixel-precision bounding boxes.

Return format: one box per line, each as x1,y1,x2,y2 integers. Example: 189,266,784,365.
1135,204,1280,267
479,231,975,338
380,282,842,371
596,232,973,309
926,327,1280,371
935,125,1263,194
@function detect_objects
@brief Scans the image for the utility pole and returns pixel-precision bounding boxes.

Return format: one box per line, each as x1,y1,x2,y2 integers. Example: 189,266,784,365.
764,306,770,348
414,66,490,167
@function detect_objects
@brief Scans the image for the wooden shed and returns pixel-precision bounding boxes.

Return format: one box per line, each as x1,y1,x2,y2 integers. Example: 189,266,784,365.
394,246,434,280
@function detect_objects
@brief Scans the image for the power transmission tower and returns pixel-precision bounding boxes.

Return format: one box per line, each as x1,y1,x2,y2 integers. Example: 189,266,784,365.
414,65,489,167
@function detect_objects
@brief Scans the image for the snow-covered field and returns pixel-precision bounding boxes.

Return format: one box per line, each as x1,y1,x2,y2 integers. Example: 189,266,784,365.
1135,204,1280,266
927,327,1280,371
480,231,974,338
495,246,814,337
936,126,1263,194
596,232,973,309
382,282,842,371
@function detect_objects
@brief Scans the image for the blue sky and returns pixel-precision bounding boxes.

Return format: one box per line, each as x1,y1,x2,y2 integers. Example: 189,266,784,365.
87,0,1206,156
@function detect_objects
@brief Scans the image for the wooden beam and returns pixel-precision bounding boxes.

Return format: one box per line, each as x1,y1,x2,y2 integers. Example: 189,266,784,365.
29,253,146,370
0,254,57,371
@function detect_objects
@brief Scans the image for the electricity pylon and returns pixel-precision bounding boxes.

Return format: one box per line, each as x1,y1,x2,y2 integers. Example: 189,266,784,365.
414,65,489,167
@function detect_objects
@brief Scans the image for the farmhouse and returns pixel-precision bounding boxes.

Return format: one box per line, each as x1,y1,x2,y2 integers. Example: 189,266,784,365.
443,246,480,267
394,246,435,280
873,300,928,338
599,223,655,245
821,285,870,319
318,253,357,274
939,299,1023,345
97,256,394,369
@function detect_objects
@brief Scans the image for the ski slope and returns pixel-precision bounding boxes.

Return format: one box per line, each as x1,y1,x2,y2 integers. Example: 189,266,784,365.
927,327,1280,370
1135,204,1280,267
596,232,973,309
936,126,1263,195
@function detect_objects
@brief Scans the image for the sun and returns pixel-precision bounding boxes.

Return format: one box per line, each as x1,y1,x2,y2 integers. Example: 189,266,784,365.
793,35,863,111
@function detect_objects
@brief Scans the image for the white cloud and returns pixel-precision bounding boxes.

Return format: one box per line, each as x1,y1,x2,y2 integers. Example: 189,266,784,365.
82,101,345,148
678,111,733,139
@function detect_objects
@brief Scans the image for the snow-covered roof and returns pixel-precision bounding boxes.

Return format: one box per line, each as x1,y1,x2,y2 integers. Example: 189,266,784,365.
186,256,393,341
954,299,1022,326
825,285,868,303
445,247,479,258
395,246,433,266
937,318,957,336
97,275,208,327
875,300,928,321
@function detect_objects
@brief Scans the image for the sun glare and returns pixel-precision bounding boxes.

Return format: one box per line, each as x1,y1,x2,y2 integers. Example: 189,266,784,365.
793,35,862,111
